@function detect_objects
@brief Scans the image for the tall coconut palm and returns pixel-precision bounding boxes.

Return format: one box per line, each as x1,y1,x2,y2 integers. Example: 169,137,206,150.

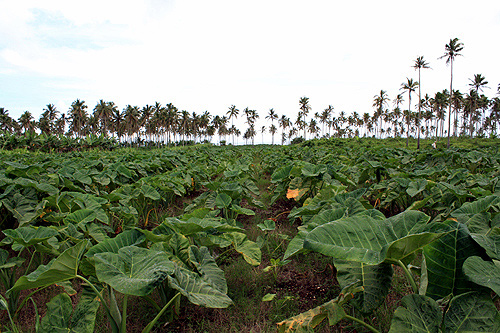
226,105,239,145
298,97,311,140
279,115,290,145
93,100,115,137
440,38,464,147
123,105,140,144
68,99,88,138
450,90,464,136
372,90,389,138
265,108,278,144
400,78,419,147
0,107,14,133
18,111,35,135
413,56,430,149
54,114,66,135
468,74,489,136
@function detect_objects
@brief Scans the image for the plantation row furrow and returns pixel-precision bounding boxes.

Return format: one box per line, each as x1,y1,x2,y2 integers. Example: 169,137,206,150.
0,139,499,332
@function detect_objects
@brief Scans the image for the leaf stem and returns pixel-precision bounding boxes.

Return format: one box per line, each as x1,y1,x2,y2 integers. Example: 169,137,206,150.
344,314,380,333
120,295,128,333
76,275,120,333
142,292,181,333
396,260,418,294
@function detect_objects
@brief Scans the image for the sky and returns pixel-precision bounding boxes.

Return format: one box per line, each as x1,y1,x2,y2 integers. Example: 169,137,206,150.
1,0,500,142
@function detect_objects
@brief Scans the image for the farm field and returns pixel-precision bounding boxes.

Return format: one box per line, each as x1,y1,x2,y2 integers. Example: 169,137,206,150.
0,137,499,332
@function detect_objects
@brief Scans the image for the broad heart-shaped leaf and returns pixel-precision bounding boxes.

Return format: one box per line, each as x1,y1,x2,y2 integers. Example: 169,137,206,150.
85,229,145,257
471,234,500,260
168,266,232,308
215,192,232,209
223,232,261,266
94,246,174,296
257,219,276,232
9,240,88,293
304,210,445,265
3,226,58,248
283,230,309,260
406,179,428,197
231,204,255,216
335,259,393,314
443,291,500,332
463,256,500,296
64,209,98,225
1,193,47,227
188,246,227,294
451,195,500,225
422,220,486,300
40,292,99,333
139,184,161,200
389,294,441,333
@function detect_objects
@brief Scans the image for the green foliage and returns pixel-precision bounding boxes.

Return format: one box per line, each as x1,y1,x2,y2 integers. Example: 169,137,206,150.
1,141,500,332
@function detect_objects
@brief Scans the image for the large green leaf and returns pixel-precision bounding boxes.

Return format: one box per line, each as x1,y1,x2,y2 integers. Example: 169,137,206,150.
64,209,97,225
3,226,58,248
39,292,99,333
443,291,500,332
335,260,393,314
9,240,88,292
389,294,441,333
94,246,174,296
168,266,232,308
188,246,227,294
283,231,309,260
471,234,500,260
223,232,261,266
406,179,428,198
463,256,500,296
304,210,445,265
85,229,145,257
1,193,47,227
422,221,485,300
215,192,232,209
451,195,500,225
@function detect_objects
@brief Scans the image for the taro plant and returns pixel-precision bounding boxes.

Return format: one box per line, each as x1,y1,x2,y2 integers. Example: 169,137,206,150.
278,195,500,332
6,228,234,333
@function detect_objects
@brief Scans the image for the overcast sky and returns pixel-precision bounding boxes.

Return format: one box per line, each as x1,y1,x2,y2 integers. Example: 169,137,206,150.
1,0,500,139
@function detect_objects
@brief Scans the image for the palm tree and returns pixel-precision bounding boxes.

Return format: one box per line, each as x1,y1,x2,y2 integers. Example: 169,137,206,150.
68,99,88,138
468,74,489,136
298,97,311,140
18,111,35,135
0,107,15,133
440,38,464,147
400,78,419,147
54,113,66,135
261,125,266,144
450,90,463,136
226,105,239,145
266,108,278,144
279,115,290,145
413,56,430,149
123,105,140,144
372,90,389,137
93,100,115,137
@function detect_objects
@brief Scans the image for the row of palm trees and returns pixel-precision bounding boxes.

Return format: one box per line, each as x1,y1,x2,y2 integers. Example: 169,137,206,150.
1,85,499,147
1,39,499,146
372,38,499,147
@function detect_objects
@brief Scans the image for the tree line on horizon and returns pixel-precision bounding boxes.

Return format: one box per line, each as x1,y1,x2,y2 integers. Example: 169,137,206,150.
1,38,499,148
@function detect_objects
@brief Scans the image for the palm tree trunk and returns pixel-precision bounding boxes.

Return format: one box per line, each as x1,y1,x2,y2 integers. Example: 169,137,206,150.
447,60,453,148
